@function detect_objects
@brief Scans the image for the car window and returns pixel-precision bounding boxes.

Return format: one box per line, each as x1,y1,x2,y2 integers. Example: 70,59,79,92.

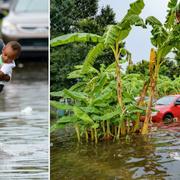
156,96,177,105
14,0,48,13
175,98,180,102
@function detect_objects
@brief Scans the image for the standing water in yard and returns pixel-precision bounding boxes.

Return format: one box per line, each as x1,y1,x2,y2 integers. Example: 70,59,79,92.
51,124,180,180
0,62,48,179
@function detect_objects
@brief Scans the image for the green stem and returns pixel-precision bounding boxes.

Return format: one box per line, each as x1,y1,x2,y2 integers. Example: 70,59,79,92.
91,128,94,141
75,124,80,142
102,121,106,138
107,120,111,138
94,128,98,144
85,129,88,143
117,122,121,140
114,126,117,137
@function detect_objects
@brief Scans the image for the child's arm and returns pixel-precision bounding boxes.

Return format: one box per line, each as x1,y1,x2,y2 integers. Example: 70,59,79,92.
0,64,13,82
0,71,10,81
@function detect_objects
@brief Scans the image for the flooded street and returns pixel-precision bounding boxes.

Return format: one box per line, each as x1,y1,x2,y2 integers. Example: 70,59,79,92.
0,62,48,179
51,125,180,180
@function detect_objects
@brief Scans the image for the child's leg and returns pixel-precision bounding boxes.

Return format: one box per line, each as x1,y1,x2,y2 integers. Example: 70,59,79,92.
0,84,4,92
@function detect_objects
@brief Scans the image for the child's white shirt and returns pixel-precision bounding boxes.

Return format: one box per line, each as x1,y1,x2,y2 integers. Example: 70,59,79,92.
0,59,16,85
1,61,16,77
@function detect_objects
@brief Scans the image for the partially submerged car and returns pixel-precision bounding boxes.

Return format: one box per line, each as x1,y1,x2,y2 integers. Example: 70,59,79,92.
1,0,48,58
151,95,180,123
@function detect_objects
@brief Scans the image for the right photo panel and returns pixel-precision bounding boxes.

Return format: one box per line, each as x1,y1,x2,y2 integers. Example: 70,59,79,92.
50,0,180,179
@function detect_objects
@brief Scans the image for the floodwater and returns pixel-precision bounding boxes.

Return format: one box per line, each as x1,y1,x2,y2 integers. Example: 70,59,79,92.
0,62,48,179
51,123,180,180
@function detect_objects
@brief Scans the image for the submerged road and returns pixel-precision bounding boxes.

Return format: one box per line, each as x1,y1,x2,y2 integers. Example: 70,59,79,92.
0,62,48,179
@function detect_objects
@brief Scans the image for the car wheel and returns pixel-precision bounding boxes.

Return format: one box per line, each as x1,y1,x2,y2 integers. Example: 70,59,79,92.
163,114,174,124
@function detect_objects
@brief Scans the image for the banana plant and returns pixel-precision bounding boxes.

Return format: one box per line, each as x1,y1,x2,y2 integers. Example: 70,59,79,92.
141,0,180,134
50,63,116,142
51,0,145,135
51,61,149,142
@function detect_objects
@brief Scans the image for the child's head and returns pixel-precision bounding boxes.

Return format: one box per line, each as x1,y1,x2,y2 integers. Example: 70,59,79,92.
2,41,21,63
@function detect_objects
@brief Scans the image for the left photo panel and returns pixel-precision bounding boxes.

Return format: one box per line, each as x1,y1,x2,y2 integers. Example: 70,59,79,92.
0,0,49,179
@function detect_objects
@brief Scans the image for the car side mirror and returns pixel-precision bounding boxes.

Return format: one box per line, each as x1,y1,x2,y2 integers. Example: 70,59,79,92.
174,101,180,106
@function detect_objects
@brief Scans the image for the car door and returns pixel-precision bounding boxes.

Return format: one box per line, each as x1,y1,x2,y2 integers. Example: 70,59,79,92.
172,97,180,118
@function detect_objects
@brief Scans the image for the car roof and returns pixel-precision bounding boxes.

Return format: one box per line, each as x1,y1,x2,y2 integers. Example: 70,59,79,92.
166,94,180,98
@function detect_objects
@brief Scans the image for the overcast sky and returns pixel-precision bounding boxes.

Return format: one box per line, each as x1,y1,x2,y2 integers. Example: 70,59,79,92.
98,0,170,66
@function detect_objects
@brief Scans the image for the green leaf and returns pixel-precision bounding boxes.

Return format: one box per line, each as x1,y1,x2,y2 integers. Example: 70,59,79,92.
51,33,102,47
121,14,145,28
91,123,99,129
123,0,145,19
50,91,64,97
51,123,64,132
92,87,113,105
103,25,120,46
67,69,83,79
83,106,101,114
168,0,177,8
99,108,121,121
82,43,105,73
50,100,73,110
146,16,162,26
50,116,78,132
57,116,77,124
63,89,87,103
70,82,85,91
73,106,94,124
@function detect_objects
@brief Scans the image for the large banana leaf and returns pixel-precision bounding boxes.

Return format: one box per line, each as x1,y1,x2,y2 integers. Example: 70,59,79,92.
51,115,78,132
121,14,145,29
146,16,162,27
51,33,102,47
50,90,64,97
69,82,85,91
73,106,94,124
82,106,102,114
103,25,120,46
165,0,178,29
82,43,105,73
92,107,121,121
63,89,88,103
103,16,145,47
146,16,168,47
50,100,73,110
121,0,145,21
91,87,113,105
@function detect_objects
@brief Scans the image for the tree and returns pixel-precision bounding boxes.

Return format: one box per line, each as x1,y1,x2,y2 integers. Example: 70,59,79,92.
50,0,116,91
127,59,180,80
50,0,74,37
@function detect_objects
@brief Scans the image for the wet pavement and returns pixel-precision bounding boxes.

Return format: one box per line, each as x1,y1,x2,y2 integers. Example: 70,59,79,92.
0,62,48,179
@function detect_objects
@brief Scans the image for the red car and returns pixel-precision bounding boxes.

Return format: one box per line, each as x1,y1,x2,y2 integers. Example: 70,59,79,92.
151,95,180,123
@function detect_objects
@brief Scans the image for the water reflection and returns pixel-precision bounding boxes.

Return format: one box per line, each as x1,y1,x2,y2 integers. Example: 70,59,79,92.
51,126,180,180
0,62,48,179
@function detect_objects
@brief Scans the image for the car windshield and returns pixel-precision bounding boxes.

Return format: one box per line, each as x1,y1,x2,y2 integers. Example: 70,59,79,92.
156,96,176,105
14,0,48,13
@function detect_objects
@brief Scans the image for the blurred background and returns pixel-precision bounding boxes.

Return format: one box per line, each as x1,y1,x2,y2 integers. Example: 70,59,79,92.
0,0,48,179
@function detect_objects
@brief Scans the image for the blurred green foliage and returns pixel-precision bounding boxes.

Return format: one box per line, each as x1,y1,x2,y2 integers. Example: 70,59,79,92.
126,59,180,80
50,0,115,91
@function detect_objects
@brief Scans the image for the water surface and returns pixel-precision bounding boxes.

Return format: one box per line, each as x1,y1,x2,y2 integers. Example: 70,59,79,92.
0,62,48,179
51,124,180,180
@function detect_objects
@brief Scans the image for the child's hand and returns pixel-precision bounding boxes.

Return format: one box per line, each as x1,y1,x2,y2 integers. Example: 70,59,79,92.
0,71,10,82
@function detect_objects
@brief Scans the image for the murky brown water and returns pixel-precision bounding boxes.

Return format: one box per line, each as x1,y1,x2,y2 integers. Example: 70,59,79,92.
0,62,48,179
51,124,180,180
